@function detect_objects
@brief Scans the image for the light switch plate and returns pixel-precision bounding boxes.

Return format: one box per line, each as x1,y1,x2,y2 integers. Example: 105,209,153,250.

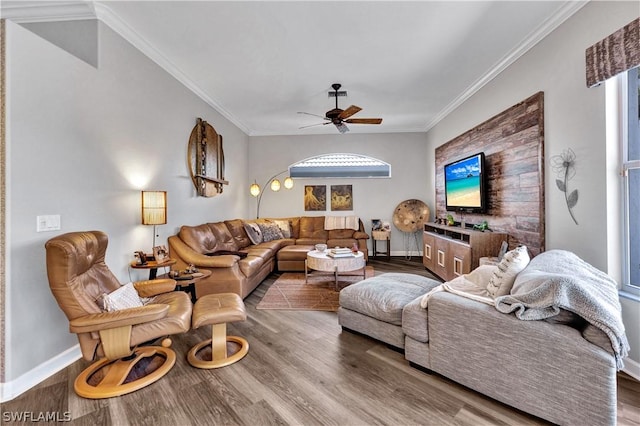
37,215,61,232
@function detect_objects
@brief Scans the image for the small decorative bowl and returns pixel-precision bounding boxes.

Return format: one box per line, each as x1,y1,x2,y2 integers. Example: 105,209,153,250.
315,243,327,252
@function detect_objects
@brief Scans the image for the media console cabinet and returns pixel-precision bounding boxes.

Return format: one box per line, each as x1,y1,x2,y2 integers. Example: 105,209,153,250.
423,223,507,281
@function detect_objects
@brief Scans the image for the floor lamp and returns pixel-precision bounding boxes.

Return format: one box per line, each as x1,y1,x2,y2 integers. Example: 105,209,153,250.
141,190,167,250
249,171,294,218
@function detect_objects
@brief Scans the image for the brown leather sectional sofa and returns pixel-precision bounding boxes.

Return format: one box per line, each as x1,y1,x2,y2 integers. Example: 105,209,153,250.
168,216,369,300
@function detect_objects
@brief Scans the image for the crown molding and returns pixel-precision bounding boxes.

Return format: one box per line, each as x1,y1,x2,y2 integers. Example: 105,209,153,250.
424,0,589,132
2,0,253,135
93,2,252,135
0,1,96,23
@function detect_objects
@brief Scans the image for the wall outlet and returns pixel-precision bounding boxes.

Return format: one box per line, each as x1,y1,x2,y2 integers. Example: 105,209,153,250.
37,215,61,232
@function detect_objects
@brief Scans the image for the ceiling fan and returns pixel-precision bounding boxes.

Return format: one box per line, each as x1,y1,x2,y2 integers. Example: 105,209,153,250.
298,83,383,134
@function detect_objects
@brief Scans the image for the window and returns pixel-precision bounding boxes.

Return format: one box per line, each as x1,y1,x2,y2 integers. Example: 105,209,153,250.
622,66,640,295
289,153,391,178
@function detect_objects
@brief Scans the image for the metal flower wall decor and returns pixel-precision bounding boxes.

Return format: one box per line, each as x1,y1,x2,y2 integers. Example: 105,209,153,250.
551,148,579,225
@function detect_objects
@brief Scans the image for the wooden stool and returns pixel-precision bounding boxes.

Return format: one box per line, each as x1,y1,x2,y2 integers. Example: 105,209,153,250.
187,293,249,369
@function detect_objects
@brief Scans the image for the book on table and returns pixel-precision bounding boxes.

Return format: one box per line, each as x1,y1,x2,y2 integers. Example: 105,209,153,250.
330,247,352,254
328,250,355,258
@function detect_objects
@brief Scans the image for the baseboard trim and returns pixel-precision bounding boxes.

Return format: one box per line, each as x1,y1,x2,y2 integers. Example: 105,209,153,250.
0,344,81,402
623,358,640,382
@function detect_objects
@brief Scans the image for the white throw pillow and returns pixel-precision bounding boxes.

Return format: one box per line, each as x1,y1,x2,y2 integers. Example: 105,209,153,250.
486,245,530,298
103,282,144,312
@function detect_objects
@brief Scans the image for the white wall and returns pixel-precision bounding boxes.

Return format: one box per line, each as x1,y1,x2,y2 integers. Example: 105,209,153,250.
424,1,640,364
249,133,430,254
4,19,249,389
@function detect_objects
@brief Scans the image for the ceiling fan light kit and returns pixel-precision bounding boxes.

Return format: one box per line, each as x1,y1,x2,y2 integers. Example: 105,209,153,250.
298,83,383,134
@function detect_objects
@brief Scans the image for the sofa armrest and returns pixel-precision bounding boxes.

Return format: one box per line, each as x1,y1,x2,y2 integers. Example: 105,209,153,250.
354,231,369,240
169,235,239,268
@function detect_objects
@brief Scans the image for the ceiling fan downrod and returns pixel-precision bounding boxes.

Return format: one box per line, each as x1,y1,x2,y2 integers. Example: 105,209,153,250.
332,83,341,110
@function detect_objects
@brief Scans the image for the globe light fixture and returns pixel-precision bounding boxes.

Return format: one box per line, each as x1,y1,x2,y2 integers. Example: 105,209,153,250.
248,170,294,218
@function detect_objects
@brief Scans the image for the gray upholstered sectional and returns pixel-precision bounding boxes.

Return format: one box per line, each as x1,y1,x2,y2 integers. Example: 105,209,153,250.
338,253,624,425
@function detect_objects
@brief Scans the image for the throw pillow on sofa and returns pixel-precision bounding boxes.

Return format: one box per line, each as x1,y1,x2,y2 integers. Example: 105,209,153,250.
272,219,292,238
243,222,263,245
258,222,284,242
486,245,530,297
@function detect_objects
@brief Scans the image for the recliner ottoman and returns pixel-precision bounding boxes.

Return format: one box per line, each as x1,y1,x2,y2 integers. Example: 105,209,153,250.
338,273,440,349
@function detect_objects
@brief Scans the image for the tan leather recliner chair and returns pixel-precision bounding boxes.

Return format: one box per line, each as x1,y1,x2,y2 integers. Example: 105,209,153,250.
45,231,192,399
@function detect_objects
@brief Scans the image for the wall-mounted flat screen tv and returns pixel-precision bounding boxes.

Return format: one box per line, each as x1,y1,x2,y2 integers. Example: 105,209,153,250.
444,152,486,213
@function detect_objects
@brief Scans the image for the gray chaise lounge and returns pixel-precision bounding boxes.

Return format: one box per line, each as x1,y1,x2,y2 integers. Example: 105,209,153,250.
338,252,624,425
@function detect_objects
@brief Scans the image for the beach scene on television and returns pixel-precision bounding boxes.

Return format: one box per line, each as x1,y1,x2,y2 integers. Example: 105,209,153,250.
445,155,482,207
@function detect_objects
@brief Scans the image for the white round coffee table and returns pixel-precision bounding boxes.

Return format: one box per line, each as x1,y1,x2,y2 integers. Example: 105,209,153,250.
305,250,366,289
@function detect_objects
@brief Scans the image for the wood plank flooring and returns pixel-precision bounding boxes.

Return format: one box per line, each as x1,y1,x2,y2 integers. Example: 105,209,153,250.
2,258,639,425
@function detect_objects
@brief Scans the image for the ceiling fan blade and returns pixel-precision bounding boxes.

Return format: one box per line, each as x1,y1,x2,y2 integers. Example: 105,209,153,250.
299,122,332,129
344,118,383,125
338,105,362,120
298,111,330,120
334,122,350,134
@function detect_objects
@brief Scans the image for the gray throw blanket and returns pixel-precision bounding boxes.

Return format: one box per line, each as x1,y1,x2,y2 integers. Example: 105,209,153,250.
495,250,629,369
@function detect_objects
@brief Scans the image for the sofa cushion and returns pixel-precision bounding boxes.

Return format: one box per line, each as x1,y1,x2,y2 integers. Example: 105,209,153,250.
243,222,263,245
208,222,239,252
238,256,265,277
340,273,439,325
328,229,355,239
243,244,278,260
225,219,252,249
296,238,329,246
178,224,217,254
486,245,530,297
299,216,328,240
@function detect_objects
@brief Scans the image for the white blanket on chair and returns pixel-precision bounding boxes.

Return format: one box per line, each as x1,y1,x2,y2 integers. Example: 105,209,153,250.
325,215,359,230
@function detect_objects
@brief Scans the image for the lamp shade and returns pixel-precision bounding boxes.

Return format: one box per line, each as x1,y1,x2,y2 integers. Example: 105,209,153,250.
283,176,294,189
141,191,167,225
270,179,281,192
249,182,261,197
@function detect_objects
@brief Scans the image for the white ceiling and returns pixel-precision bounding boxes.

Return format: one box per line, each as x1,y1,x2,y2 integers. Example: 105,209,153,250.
3,1,586,136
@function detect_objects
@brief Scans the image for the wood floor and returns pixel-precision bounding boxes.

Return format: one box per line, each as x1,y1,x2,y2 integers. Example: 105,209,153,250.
2,258,640,425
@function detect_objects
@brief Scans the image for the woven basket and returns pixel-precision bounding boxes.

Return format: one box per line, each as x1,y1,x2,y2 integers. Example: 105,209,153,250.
372,230,390,240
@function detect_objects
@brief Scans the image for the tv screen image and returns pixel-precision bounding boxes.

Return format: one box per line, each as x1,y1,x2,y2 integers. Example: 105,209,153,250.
444,152,485,213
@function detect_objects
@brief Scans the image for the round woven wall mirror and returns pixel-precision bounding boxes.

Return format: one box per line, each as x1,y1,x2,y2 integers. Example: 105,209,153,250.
392,199,430,233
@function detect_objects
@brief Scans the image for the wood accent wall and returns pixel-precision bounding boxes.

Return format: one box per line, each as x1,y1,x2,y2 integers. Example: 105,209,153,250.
435,92,545,256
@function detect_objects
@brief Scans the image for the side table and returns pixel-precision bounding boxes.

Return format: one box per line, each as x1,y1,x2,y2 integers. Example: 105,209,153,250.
158,269,212,303
130,259,177,280
371,230,391,261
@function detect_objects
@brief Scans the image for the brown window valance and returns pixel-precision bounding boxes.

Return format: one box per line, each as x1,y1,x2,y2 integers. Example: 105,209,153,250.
585,17,639,88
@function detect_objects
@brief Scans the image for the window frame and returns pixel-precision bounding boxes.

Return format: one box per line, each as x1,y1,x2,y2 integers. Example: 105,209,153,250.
620,66,640,297
288,153,391,179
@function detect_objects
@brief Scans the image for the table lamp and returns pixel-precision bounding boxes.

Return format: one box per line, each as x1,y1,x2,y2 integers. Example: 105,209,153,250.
141,190,167,249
